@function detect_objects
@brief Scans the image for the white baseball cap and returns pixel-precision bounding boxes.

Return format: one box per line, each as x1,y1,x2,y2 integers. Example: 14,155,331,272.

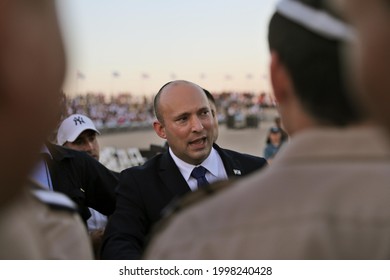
57,114,100,145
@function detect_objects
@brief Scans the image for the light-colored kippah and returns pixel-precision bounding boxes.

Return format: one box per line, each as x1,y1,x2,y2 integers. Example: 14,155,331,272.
276,0,355,41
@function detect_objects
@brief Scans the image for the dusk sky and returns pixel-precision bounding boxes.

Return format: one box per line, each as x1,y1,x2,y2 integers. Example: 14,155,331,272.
57,0,278,97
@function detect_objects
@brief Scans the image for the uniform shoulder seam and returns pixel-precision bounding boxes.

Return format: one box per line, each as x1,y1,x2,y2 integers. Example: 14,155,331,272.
31,189,77,212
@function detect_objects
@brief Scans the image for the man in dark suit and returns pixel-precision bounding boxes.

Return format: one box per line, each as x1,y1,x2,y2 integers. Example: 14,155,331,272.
101,80,267,259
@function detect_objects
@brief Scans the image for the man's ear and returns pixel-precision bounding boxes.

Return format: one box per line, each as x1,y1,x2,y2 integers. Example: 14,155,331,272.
270,51,294,105
153,120,167,139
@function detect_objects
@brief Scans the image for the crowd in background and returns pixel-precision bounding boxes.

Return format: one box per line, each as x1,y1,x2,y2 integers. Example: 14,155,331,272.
63,91,277,131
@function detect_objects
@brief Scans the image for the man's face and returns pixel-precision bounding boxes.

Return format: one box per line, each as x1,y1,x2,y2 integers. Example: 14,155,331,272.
154,82,214,165
0,0,65,203
333,0,390,129
64,130,100,160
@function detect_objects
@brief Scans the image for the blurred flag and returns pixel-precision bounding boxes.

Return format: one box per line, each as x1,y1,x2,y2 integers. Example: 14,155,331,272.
170,73,177,80
246,74,254,80
225,74,232,81
141,73,150,79
112,71,120,78
76,71,85,80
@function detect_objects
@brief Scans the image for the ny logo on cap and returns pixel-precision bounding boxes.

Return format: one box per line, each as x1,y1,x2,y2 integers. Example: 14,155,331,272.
73,116,86,126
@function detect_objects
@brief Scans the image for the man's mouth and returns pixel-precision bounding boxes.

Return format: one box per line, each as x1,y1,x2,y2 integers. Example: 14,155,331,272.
189,137,207,147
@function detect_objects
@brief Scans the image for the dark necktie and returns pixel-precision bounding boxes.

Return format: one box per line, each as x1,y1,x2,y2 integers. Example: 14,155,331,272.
191,166,209,188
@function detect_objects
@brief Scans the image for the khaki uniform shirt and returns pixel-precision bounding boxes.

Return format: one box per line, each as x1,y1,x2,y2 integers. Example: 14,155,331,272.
145,127,390,259
0,183,93,259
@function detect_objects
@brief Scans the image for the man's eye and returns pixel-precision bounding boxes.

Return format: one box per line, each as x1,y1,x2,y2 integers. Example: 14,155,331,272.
177,116,188,122
200,110,210,117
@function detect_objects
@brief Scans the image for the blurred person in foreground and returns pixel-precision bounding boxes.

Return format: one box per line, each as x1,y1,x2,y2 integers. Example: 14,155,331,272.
101,80,267,259
330,0,390,133
144,0,390,259
0,0,92,258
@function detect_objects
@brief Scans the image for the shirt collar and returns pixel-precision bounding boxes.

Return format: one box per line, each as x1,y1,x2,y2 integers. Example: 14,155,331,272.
41,145,53,159
169,147,219,181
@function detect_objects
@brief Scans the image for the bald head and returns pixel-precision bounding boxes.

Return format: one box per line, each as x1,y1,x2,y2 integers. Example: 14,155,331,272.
154,80,206,123
152,80,215,165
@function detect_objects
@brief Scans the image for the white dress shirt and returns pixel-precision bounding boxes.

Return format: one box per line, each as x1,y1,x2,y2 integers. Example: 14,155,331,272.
30,146,53,190
169,147,228,191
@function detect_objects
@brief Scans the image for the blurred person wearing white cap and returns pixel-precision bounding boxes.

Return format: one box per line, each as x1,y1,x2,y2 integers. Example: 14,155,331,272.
144,0,390,259
57,114,101,161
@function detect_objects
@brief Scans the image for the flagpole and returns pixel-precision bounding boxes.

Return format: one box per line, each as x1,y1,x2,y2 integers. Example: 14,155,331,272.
246,73,254,94
76,71,85,95
141,73,150,96
111,71,120,97
76,74,79,95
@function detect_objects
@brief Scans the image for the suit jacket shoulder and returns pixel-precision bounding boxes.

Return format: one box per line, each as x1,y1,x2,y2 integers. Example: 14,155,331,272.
120,151,192,200
45,142,118,219
214,144,267,177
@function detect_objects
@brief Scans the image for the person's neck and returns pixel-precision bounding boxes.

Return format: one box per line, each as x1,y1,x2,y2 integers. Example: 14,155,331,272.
282,106,316,136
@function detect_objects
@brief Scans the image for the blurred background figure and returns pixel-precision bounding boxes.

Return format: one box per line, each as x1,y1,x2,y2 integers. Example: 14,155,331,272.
203,88,219,142
274,116,289,142
263,126,285,162
0,0,93,259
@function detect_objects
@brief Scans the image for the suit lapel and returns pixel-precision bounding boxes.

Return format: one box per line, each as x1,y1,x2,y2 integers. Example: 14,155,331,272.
158,152,192,197
45,143,77,193
213,144,243,178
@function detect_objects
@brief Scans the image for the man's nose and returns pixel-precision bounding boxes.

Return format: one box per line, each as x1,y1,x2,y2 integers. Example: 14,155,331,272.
83,141,94,151
191,116,204,132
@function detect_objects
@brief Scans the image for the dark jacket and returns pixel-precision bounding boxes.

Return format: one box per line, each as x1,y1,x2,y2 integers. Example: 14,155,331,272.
45,142,118,222
101,144,267,259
